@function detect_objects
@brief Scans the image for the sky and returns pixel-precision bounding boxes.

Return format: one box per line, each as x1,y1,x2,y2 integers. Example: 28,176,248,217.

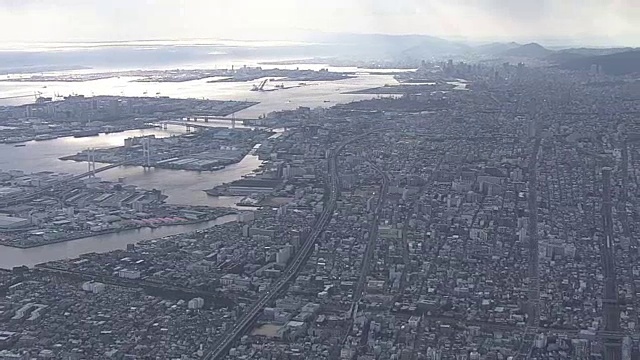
0,0,639,46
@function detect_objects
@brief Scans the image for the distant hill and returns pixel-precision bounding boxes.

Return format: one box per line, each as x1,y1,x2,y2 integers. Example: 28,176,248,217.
557,49,640,75
500,43,554,58
401,38,471,59
474,42,521,55
557,47,634,56
546,51,590,64
546,47,634,63
307,32,470,59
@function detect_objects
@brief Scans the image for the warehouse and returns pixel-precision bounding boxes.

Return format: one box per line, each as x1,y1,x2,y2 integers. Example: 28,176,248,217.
0,215,30,229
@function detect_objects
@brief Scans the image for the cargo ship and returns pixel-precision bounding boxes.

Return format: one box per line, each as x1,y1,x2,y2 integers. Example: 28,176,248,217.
34,134,57,141
73,129,101,138
4,136,33,144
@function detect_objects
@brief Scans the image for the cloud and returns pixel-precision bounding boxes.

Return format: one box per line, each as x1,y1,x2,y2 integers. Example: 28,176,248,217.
0,0,638,45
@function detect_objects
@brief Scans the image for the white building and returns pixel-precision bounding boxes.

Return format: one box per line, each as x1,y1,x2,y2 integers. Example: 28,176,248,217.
188,297,205,309
276,245,292,265
118,270,141,279
0,216,29,229
81,281,106,294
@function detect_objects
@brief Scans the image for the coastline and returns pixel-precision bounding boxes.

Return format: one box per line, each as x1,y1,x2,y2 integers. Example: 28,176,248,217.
0,123,158,145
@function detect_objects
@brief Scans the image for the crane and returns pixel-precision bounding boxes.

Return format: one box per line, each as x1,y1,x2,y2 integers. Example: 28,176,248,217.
251,79,269,91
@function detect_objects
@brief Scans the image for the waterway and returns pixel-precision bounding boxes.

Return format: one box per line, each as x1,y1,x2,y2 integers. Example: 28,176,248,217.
0,64,401,267
0,71,399,119
0,214,238,269
0,126,262,268
0,125,263,207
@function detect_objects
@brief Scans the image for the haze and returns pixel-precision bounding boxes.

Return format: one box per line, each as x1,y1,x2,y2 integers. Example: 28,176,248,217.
1,0,639,46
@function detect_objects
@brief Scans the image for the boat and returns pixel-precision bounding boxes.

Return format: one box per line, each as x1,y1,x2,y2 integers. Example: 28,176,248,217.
4,137,33,144
13,144,26,147
34,134,57,141
73,129,101,138
103,126,119,134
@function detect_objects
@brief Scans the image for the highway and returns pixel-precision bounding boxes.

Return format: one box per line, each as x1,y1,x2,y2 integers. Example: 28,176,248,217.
181,116,258,122
161,120,236,130
342,161,389,345
36,265,232,299
527,137,541,328
601,167,622,360
517,136,541,360
202,130,385,359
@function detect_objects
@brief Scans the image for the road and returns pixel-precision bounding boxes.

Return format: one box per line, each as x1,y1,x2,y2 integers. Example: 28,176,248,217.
527,137,542,328
601,167,622,360
517,136,541,360
203,129,386,359
35,265,235,303
341,161,389,345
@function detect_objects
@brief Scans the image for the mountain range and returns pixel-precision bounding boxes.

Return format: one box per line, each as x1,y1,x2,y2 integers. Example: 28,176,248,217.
312,33,639,75
1,32,638,76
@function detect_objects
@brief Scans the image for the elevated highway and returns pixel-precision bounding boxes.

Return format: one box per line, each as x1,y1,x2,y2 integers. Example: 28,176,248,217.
342,161,389,345
203,129,387,360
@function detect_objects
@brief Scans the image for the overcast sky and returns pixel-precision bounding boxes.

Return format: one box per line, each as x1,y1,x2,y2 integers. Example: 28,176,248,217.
0,0,638,46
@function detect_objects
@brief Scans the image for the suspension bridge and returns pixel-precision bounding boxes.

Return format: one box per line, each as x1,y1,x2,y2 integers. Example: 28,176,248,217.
0,139,153,208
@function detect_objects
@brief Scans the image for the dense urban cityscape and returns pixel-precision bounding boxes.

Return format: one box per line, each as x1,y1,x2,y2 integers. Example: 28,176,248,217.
1,2,640,358
1,56,639,359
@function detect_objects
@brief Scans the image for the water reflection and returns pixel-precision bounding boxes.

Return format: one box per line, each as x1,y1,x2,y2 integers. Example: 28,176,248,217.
0,215,238,269
0,126,263,207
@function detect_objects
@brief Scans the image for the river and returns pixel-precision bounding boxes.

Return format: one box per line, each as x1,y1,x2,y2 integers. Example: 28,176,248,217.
0,126,263,268
0,125,262,208
0,66,400,268
0,71,399,119
0,214,238,269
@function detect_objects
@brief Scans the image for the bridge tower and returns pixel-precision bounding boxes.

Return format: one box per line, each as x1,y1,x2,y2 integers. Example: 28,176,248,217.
162,122,168,130
231,113,236,129
186,124,192,133
142,137,151,168
87,148,96,177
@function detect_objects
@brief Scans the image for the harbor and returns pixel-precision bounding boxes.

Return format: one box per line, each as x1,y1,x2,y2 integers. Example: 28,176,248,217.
0,69,394,269
59,127,272,172
0,71,398,118
0,131,265,208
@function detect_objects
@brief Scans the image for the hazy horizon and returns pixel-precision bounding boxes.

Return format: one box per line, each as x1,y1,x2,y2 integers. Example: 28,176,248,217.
0,0,639,47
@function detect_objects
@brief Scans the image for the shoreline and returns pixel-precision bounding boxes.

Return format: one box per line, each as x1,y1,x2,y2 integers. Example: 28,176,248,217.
0,211,236,250
0,124,159,145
